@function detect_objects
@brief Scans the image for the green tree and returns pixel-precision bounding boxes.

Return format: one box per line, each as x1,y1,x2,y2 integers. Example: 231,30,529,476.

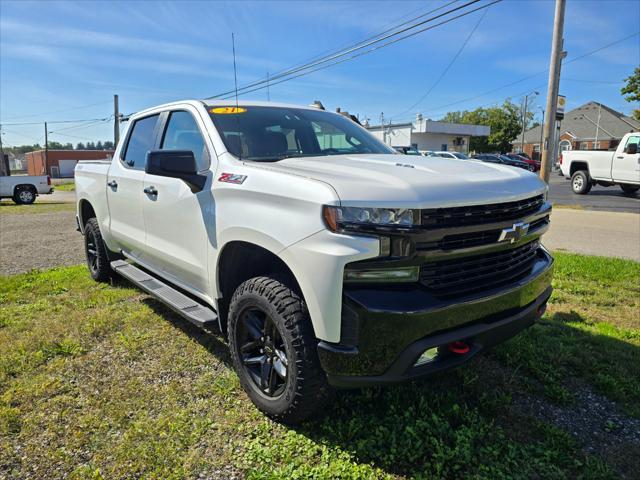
441,100,525,152
96,141,104,150
76,142,85,150
103,140,115,149
621,67,640,121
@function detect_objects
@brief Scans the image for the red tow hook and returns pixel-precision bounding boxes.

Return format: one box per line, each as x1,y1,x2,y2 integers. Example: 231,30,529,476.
448,341,470,355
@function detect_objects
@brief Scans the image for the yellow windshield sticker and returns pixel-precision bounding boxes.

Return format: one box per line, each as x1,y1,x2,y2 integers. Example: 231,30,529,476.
210,107,247,114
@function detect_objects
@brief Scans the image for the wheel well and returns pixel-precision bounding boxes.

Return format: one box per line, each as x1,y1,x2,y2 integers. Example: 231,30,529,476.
217,241,301,333
13,184,36,195
78,199,96,227
569,161,589,177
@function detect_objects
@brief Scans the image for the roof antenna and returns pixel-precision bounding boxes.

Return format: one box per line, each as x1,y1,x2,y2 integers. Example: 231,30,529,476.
231,32,242,160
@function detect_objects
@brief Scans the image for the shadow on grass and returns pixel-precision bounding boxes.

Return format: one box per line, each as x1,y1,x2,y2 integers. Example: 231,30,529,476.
141,296,233,369
292,312,639,478
117,287,638,477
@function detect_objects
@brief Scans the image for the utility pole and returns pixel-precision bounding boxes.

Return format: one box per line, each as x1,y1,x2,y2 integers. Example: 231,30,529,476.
44,121,49,176
539,108,545,160
540,0,566,183
0,125,7,176
594,102,602,149
114,94,120,146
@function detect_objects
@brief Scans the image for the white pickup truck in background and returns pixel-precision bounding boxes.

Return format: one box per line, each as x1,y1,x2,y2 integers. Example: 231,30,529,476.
0,173,53,204
560,132,640,195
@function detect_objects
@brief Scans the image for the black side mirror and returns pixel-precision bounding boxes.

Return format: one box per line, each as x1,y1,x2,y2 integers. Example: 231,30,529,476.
145,150,206,192
626,143,638,155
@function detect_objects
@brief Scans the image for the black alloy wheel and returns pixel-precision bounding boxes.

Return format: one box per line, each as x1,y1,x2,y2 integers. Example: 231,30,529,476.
237,307,288,397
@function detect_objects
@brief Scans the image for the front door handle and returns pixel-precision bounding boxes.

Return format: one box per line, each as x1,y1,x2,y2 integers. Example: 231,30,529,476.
107,180,118,189
143,186,158,196
616,156,624,159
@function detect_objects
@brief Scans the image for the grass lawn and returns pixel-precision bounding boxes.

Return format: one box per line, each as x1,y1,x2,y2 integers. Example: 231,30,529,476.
1,253,638,479
0,202,76,215
54,182,76,192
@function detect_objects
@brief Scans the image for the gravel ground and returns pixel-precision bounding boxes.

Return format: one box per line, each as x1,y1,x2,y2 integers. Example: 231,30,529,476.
0,208,84,275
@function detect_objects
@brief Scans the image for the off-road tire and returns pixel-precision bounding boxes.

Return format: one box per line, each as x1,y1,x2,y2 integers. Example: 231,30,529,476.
571,170,592,195
620,184,639,195
84,218,112,282
228,276,332,424
13,187,36,205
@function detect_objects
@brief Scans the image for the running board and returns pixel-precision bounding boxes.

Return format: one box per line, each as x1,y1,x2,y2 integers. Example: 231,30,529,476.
110,260,218,330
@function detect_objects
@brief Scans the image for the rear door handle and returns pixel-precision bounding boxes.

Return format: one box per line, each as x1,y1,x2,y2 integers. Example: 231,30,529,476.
107,180,118,189
143,186,158,196
616,156,624,159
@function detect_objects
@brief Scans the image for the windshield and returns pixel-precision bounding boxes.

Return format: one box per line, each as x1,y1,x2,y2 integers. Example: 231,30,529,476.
452,152,469,159
208,105,394,161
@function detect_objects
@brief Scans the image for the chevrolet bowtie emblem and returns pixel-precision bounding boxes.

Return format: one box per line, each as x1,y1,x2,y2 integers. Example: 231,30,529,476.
498,222,530,243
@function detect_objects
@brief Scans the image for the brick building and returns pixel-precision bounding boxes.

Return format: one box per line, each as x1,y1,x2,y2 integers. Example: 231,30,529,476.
26,149,114,178
514,101,639,160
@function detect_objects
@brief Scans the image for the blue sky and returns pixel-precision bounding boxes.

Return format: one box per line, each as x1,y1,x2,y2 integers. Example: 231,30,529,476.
1,0,638,147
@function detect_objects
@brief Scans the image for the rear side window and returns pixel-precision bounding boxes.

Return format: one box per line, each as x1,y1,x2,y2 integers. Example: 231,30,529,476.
123,114,160,170
161,111,209,170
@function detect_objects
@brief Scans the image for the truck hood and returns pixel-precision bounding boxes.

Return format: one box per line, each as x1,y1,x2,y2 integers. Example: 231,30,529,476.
250,154,547,208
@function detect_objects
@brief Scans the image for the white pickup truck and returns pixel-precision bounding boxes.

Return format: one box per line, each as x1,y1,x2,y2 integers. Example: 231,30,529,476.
0,173,53,204
75,100,553,422
560,132,640,195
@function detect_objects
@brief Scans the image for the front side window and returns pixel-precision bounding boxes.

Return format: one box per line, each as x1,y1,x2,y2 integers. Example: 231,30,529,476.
208,106,394,161
624,135,639,153
123,114,160,170
161,111,209,170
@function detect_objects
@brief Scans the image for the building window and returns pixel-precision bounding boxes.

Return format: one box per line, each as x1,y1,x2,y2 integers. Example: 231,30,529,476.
579,141,589,150
441,144,447,151
533,144,540,152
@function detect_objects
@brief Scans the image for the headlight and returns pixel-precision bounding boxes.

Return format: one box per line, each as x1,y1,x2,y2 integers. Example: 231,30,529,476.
322,205,420,233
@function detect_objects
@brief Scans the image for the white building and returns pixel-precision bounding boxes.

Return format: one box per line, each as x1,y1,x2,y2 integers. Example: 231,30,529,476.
367,114,490,153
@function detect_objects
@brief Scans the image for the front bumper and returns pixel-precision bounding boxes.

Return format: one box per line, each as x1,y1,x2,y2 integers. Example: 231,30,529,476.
318,248,553,387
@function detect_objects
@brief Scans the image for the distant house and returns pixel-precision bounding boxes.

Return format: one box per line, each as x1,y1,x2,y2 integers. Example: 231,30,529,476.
367,114,490,154
26,150,115,178
516,101,639,160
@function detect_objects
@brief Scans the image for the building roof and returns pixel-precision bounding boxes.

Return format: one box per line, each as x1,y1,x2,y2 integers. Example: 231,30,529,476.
520,101,639,144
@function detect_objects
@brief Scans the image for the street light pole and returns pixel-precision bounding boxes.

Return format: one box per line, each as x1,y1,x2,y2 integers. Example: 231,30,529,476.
520,91,538,153
540,0,566,183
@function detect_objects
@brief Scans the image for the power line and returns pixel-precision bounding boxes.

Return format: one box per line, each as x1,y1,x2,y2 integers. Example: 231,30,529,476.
207,0,491,99
216,0,502,100
261,0,462,82
391,30,639,122
0,117,111,127
0,100,112,122
392,5,490,119
48,117,112,134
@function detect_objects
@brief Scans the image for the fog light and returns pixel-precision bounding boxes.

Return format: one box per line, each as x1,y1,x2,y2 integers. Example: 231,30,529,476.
344,266,419,283
414,347,439,366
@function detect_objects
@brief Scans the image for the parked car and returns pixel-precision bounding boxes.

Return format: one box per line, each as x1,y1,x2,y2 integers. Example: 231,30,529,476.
75,100,553,423
435,151,469,160
504,153,540,172
515,151,531,160
560,132,640,194
0,173,53,204
472,154,534,171
393,146,422,156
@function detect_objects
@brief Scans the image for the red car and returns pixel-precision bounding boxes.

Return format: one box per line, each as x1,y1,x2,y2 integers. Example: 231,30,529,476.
504,153,540,172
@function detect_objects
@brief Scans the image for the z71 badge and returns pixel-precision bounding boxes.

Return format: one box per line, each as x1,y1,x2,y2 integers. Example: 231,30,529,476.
218,173,247,184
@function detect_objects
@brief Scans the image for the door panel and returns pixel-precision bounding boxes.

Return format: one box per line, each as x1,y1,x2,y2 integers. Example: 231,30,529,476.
612,135,640,183
107,113,161,257
142,174,214,294
142,109,215,295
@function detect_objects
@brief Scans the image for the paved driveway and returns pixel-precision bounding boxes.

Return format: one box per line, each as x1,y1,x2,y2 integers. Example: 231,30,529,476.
544,209,640,262
548,174,639,213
